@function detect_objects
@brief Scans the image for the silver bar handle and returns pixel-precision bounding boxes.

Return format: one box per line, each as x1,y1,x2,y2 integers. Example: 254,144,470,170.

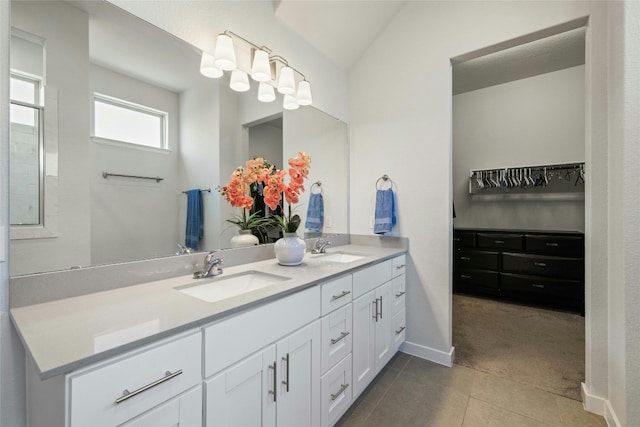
115,370,182,404
330,383,349,401
545,242,559,247
531,284,545,289
395,291,406,298
460,256,471,261
395,326,406,335
372,299,378,321
534,262,547,267
330,331,350,345
331,290,351,301
269,362,277,402
282,353,290,392
395,264,405,269
378,296,383,319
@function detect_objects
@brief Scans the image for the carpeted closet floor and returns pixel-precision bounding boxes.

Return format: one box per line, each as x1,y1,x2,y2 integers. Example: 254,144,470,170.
452,294,585,401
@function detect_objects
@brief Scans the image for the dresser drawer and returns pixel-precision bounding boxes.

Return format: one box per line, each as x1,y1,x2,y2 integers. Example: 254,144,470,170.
454,250,499,270
453,269,499,290
321,274,353,315
453,230,475,248
477,233,523,251
353,260,392,298
321,304,352,374
68,331,202,427
501,273,582,299
391,275,406,316
392,308,406,351
321,354,352,427
502,253,583,279
525,234,583,257
391,254,406,277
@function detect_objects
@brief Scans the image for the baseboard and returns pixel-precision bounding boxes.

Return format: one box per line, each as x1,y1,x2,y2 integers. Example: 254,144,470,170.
400,341,454,367
581,382,622,427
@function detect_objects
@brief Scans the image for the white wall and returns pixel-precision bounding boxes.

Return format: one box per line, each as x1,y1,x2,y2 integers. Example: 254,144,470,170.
10,1,91,275
453,66,585,231
248,121,283,169
349,0,612,415
90,64,181,264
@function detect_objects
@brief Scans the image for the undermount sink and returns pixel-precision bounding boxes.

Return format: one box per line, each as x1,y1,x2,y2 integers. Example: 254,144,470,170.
317,252,366,264
175,271,290,303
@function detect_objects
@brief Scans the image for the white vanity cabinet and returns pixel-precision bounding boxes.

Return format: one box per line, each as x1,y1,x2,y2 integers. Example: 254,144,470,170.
390,255,407,352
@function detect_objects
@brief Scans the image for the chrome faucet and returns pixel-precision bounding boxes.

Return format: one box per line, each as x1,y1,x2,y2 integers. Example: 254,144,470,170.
311,238,331,254
176,243,192,255
194,252,224,278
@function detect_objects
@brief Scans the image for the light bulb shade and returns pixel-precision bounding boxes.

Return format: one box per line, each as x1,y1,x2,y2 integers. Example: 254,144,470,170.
230,70,250,92
283,94,299,110
213,34,236,71
251,50,272,82
296,81,312,106
200,52,223,78
258,82,276,102
277,66,296,94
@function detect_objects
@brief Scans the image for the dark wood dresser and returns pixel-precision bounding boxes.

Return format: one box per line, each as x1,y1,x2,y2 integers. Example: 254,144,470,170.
453,228,584,315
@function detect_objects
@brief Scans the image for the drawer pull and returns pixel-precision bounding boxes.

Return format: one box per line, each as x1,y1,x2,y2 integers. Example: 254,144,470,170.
494,240,505,244
460,274,471,279
460,256,471,261
269,362,277,402
453,238,461,242
534,262,547,267
330,331,350,345
115,369,182,404
395,264,405,269
331,290,351,301
545,242,559,247
395,326,406,335
330,383,350,401
282,353,290,392
531,284,545,289
395,291,406,298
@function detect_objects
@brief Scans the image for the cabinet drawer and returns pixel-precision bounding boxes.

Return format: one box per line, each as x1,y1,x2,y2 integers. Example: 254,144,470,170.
453,269,499,290
392,308,406,351
502,253,583,279
454,250,499,270
321,275,353,316
204,286,320,377
352,260,392,298
501,273,582,299
321,354,352,427
321,304,352,374
391,275,406,316
453,230,475,248
477,233,523,251
68,331,202,427
525,234,583,257
391,255,406,277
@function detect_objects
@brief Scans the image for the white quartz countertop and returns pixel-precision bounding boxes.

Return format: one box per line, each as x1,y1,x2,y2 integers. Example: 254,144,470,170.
11,244,406,379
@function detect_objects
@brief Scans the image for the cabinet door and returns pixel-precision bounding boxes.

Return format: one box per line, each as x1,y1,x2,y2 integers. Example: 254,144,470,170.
374,281,393,373
276,320,321,427
121,386,202,427
206,346,277,427
352,289,376,400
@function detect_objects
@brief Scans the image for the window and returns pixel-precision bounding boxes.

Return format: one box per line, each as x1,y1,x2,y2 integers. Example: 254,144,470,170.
93,94,168,149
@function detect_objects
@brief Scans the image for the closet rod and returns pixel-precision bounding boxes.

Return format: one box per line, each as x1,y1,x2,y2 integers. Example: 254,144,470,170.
102,172,163,183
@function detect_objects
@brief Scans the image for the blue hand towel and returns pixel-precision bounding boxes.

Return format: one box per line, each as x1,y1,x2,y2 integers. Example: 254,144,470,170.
305,192,324,232
185,189,203,250
374,188,397,235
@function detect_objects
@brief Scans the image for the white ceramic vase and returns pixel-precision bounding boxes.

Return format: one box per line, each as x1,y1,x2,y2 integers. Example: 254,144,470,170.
274,232,306,266
230,229,259,248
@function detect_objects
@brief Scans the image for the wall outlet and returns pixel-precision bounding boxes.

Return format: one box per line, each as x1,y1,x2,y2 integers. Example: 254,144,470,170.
325,216,332,228
369,215,374,229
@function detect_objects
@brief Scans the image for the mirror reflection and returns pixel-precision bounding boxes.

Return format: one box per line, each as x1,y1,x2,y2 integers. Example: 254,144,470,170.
9,0,349,276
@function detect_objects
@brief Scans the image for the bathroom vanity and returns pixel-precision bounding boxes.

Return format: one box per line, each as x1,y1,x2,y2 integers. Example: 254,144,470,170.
11,238,407,427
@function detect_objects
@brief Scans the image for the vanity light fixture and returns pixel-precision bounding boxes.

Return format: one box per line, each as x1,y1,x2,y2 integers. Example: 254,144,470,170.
198,30,312,107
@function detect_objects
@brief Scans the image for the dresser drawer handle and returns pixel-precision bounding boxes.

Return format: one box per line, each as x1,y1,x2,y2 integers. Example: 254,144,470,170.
115,369,182,404
395,264,405,269
453,238,461,242
545,242,559,247
395,291,406,298
395,326,406,335
460,256,471,261
330,383,349,401
460,274,471,279
331,290,351,301
534,262,547,267
494,240,505,244
330,331,350,345
531,284,545,289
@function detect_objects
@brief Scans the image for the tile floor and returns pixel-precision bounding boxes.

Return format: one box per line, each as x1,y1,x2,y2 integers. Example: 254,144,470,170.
335,352,606,427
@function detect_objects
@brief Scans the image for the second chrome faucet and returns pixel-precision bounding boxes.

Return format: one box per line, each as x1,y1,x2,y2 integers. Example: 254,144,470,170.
194,252,224,279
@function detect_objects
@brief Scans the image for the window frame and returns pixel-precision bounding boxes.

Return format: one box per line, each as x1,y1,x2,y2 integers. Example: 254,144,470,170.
92,93,169,150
